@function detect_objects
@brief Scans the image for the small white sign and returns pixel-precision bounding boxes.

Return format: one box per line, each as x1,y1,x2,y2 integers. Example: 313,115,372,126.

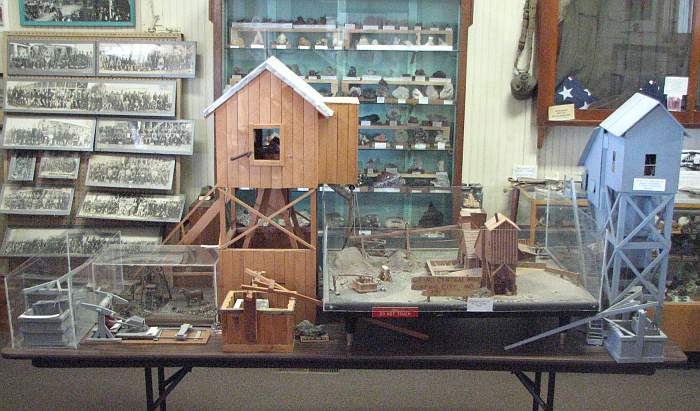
412,171,422,175
436,171,448,176
374,142,387,149
229,45,241,49
664,76,689,97
418,96,429,105
364,25,379,30
382,25,396,30
399,26,409,31
512,165,538,180
320,75,336,81
432,121,443,127
345,76,360,81
395,144,404,150
367,168,374,175
443,100,454,105
430,27,440,31
415,75,426,82
360,121,371,126
386,167,399,173
273,45,288,49
414,25,422,30
359,230,372,236
298,45,311,49
377,97,385,104
633,178,666,192
250,44,265,49
414,143,427,150
397,99,407,104
345,24,356,29
334,46,343,50
437,142,446,150
363,75,382,81
315,45,329,50
389,120,398,126
467,297,494,312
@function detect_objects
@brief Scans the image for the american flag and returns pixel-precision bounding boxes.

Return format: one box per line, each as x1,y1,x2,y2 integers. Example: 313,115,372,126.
554,76,595,109
638,80,664,103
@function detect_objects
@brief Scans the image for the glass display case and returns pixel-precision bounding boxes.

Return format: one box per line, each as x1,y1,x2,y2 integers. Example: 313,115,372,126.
320,187,599,313
5,255,97,349
89,245,220,326
212,0,471,220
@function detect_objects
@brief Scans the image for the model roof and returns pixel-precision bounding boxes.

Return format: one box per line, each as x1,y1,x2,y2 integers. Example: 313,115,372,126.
203,56,334,118
484,213,520,231
599,92,685,137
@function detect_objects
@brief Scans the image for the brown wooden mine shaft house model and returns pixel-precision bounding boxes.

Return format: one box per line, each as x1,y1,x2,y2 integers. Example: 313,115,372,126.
475,213,520,295
168,56,359,324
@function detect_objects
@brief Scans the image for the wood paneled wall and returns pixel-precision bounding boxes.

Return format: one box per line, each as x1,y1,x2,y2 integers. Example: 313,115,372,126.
318,102,359,185
214,71,319,189
219,248,316,323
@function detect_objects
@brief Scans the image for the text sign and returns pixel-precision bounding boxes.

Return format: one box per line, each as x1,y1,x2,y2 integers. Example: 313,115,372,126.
372,307,419,318
467,297,494,312
633,178,666,192
411,276,480,296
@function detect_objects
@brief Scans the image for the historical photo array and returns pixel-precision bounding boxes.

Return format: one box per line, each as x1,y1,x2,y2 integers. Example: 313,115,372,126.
95,119,194,155
0,226,162,257
19,0,136,27
98,41,197,78
8,155,37,182
86,154,175,190
0,185,74,216
38,154,81,179
5,79,178,117
78,192,185,223
1,116,95,151
7,40,95,76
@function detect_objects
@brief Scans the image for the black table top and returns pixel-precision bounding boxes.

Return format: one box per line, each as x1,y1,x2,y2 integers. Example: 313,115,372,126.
2,318,689,374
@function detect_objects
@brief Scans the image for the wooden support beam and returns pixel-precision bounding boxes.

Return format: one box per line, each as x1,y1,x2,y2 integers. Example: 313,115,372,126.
162,186,219,244
179,198,223,245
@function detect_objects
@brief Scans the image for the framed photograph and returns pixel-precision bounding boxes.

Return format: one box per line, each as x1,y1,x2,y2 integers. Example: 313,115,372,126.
38,153,81,180
5,79,178,117
7,39,96,76
0,185,74,216
97,41,197,78
86,154,175,190
78,192,185,223
0,0,5,28
95,119,194,155
19,0,136,27
0,226,162,257
1,116,95,151
8,155,37,182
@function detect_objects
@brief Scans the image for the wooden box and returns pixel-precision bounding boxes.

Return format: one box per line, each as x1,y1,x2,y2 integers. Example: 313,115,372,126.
657,302,700,353
220,290,296,353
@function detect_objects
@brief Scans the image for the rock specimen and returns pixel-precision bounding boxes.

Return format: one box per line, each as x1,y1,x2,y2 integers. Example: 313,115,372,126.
392,86,410,100
426,85,439,99
440,82,454,99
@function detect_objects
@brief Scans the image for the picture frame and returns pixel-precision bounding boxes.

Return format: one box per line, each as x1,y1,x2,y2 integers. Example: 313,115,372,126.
97,41,197,78
1,116,96,151
18,0,136,27
78,192,185,223
5,79,178,117
0,185,74,216
7,155,37,182
95,119,194,155
85,154,175,190
7,39,96,76
38,153,81,180
0,226,162,257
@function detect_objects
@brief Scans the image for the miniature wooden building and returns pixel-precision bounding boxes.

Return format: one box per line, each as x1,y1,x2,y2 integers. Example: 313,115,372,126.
457,227,480,269
578,93,685,312
475,213,520,295
196,57,360,323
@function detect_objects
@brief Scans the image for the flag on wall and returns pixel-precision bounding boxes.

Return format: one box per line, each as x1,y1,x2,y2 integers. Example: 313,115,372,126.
554,76,596,109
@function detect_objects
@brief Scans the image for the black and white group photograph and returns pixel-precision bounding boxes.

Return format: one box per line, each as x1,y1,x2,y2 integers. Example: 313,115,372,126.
85,154,175,190
0,226,161,257
38,154,81,179
95,119,194,155
8,155,37,182
98,41,197,78
78,192,185,223
0,185,74,216
8,40,96,76
19,0,135,27
5,79,178,117
1,116,95,151
682,150,700,171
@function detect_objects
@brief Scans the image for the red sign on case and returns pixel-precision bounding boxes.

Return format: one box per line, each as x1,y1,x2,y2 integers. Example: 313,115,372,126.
371,307,419,318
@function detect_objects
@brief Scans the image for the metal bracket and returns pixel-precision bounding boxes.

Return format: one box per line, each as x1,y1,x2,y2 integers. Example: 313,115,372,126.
145,366,192,411
513,371,556,411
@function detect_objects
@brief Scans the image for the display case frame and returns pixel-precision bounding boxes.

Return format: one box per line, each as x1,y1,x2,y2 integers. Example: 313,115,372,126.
536,0,700,148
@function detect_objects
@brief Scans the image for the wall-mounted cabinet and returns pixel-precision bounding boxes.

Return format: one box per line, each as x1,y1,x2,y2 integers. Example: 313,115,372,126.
537,0,700,148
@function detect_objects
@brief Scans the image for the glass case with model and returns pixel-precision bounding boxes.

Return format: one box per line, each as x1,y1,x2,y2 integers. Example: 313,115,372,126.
211,0,471,222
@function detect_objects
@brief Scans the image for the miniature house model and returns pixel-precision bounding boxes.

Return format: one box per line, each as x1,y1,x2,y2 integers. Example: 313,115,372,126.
475,213,520,295
194,56,359,322
578,92,684,315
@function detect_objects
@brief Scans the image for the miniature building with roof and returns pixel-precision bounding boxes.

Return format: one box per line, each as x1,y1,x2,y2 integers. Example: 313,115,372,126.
578,92,685,316
475,213,520,295
182,57,360,323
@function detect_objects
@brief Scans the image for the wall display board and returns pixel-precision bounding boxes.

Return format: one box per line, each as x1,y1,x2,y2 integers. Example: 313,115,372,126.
18,0,137,27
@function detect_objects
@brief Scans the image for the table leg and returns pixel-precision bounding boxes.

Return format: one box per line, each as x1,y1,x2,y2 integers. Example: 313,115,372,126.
546,372,556,411
532,372,542,411
145,368,154,410
344,315,358,347
143,367,192,411
158,367,167,411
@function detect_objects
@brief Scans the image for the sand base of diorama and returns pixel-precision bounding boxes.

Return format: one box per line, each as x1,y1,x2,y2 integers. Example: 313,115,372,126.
324,248,598,312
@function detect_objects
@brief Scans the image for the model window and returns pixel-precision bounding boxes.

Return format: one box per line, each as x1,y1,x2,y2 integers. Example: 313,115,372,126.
612,151,616,173
644,154,657,176
253,127,281,161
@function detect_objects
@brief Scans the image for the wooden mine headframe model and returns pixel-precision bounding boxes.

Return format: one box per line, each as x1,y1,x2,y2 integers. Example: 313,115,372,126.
475,213,520,295
579,93,685,319
166,56,359,322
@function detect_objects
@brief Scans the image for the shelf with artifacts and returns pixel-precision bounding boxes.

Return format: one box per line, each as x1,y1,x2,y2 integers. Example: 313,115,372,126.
359,145,452,151
229,74,339,96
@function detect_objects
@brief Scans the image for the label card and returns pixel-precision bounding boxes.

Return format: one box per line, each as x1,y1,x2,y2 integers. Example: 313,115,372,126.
418,96,429,105
367,168,374,174
397,98,407,104
664,76,689,96
548,104,576,121
273,45,288,49
372,307,419,318
633,178,666,192
414,75,426,82
389,120,398,126
399,26,409,31
437,142,446,150
315,45,329,50
467,297,494,312
512,165,538,179
443,100,453,105
432,121,443,127
320,75,336,81
250,44,265,49
364,25,379,30
382,25,396,30
386,167,399,173
377,97,385,104
359,230,372,236
334,46,343,50
430,27,440,31
345,24,356,29
414,143,427,150
395,144,404,150
374,142,387,149
360,120,371,126
298,45,311,50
